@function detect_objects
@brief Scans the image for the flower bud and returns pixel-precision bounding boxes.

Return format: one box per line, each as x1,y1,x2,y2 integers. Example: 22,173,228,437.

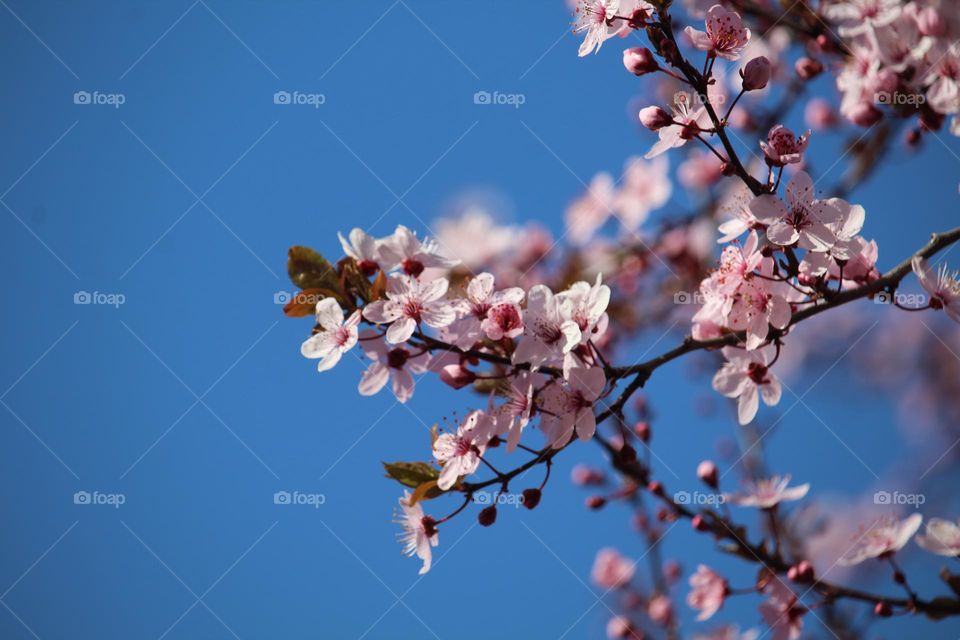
586,495,607,510
521,488,541,510
847,101,882,127
804,98,837,129
720,161,736,177
439,364,476,389
874,601,893,617
815,34,832,53
623,47,659,76
572,464,605,486
788,560,815,583
795,57,824,80
697,460,719,488
639,106,672,131
647,480,664,496
741,56,771,91
691,515,709,531
633,421,651,442
478,505,497,526
905,128,922,147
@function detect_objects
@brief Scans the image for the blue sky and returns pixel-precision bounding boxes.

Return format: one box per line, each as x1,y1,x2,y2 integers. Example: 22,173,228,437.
2,1,960,638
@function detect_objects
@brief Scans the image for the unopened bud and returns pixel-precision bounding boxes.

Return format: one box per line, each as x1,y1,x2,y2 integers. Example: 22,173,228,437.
623,47,658,76
639,106,672,131
741,56,771,91
521,488,541,510
439,364,475,389
478,505,497,526
692,515,709,531
586,495,607,510
634,421,651,442
875,601,893,617
648,480,664,496
697,460,719,488
788,560,815,583
795,57,824,80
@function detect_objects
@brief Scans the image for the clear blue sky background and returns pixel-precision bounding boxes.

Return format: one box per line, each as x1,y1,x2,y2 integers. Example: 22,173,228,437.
2,1,960,638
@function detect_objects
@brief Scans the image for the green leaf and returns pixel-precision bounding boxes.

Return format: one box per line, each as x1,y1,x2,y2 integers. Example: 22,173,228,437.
383,461,440,489
287,246,339,291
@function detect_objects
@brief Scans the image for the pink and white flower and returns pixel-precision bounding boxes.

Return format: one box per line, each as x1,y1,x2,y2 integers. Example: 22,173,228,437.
432,410,491,490
687,565,729,621
513,285,582,368
726,474,809,509
758,580,804,640
338,228,396,276
837,513,923,565
645,92,713,159
684,4,751,61
591,547,635,589
823,0,902,38
924,42,960,115
574,0,624,57
495,371,538,452
916,517,960,557
726,262,792,350
614,156,672,231
395,491,438,575
448,272,525,348
759,125,810,167
566,172,616,245
363,274,457,344
379,224,460,278
357,331,431,403
749,171,840,252
540,366,606,447
300,298,361,372
912,256,960,322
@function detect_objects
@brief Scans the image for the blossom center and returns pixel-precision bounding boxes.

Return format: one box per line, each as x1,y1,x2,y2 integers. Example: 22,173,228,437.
387,348,410,369
402,258,425,277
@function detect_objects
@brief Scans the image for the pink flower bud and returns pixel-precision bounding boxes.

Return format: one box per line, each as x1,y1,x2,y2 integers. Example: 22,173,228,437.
804,98,837,129
639,106,672,131
741,56,771,91
623,47,659,76
586,495,607,510
847,101,882,127
697,460,719,487
795,57,824,80
692,515,709,531
916,7,946,36
633,421,651,442
439,363,475,389
647,594,673,625
572,464,605,486
875,601,893,617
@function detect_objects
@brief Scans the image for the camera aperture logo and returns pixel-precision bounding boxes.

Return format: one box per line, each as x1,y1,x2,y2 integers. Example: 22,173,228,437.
74,290,126,308
273,90,325,109
73,90,126,109
73,490,126,509
473,90,526,109
273,490,325,508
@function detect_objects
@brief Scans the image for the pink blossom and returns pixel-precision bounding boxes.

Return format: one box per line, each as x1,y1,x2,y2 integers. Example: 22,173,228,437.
540,366,606,447
824,0,902,38
647,594,673,625
804,98,838,129
712,345,783,424
338,227,396,275
623,46,658,75
357,331,431,403
716,184,760,243
687,565,728,620
300,298,361,372
912,256,960,321
916,517,960,557
566,172,616,245
726,474,809,509
692,626,759,640
591,547,635,589
645,92,712,159
363,274,457,344
606,615,637,639
726,263,792,350
432,410,491,490
395,491,438,575
448,272,525,347
684,4,751,61
749,171,840,251
495,371,538,452
513,285,582,368
758,580,804,640
574,0,623,57
378,224,459,278
759,125,810,167
838,513,923,565
924,44,960,115
614,156,672,230
678,149,724,191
